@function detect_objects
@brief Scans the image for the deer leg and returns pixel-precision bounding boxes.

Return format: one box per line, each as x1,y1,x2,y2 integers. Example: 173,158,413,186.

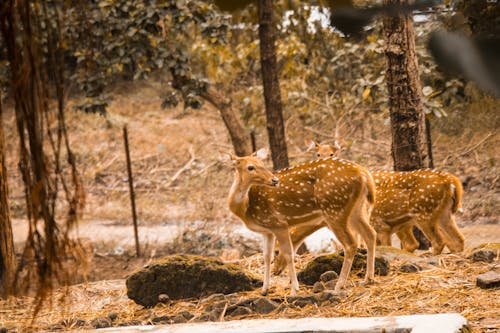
351,199,377,284
437,213,465,253
327,221,357,291
355,224,376,284
261,232,275,296
416,219,446,255
396,224,420,252
274,228,299,296
273,222,324,275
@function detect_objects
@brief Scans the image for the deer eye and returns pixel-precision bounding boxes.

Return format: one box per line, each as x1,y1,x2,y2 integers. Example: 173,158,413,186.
247,165,255,171
330,153,334,157
316,153,321,157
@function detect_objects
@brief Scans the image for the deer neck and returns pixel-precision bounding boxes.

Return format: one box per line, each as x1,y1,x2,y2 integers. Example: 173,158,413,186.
228,175,251,220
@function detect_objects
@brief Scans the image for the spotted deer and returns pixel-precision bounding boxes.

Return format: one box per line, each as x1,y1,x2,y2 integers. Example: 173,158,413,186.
227,149,377,295
273,142,465,275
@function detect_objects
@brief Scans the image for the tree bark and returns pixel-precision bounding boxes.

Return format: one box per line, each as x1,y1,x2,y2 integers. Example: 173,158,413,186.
383,0,430,249
171,74,252,157
0,97,17,298
200,86,252,157
258,0,289,170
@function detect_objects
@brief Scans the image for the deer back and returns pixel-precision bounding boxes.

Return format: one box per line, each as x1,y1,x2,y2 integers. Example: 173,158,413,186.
248,158,370,228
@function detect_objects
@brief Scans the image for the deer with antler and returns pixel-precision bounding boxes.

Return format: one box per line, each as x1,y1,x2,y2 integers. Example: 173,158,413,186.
227,149,377,296
273,141,465,275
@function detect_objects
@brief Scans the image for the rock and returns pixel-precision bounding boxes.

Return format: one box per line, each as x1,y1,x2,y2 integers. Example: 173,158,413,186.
252,297,279,314
287,294,318,307
476,271,500,289
91,317,112,329
227,306,253,317
48,324,64,331
158,294,170,304
323,280,337,290
313,281,325,293
126,254,261,307
195,310,220,322
179,311,194,321
200,293,226,304
298,253,389,285
471,250,495,263
320,271,338,282
59,318,86,327
399,263,422,273
108,312,119,321
118,320,142,326
151,316,171,324
204,300,228,313
319,290,347,303
171,315,188,324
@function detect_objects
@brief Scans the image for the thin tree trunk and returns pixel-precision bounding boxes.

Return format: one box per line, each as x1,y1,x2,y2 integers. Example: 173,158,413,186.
171,74,252,157
383,0,430,249
0,98,17,298
258,0,289,170
200,86,252,157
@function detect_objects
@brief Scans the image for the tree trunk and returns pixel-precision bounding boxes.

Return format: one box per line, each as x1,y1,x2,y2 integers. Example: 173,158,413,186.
200,86,252,157
258,0,289,170
383,0,430,249
171,74,252,157
0,98,17,298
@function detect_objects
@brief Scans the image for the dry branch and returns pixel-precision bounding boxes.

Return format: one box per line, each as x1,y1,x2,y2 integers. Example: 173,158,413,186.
164,146,196,188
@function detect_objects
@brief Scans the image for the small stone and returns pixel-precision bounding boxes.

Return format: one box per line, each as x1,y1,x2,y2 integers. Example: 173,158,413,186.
287,294,318,307
118,320,142,326
59,318,86,327
227,306,253,317
313,281,325,293
204,300,228,313
195,310,219,322
320,271,339,282
151,316,171,324
108,312,119,321
476,270,500,289
323,280,337,290
179,311,194,320
319,290,347,303
171,315,188,324
91,317,112,329
158,294,170,304
400,263,422,273
252,297,279,314
200,293,226,303
48,324,64,331
471,250,495,263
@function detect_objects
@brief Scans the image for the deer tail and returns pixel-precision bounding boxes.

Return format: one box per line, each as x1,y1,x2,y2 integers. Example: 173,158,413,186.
449,174,463,214
364,170,376,205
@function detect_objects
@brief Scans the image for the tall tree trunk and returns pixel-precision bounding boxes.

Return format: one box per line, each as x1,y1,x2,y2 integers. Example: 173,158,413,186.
258,0,289,170
383,0,430,249
0,98,16,298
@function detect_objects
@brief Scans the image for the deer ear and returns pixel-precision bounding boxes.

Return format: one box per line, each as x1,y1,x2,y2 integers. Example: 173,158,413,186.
334,140,342,150
220,152,238,167
254,147,269,160
305,139,316,151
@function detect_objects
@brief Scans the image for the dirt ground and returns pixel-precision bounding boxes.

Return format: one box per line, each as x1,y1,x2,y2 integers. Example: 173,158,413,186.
1,81,499,332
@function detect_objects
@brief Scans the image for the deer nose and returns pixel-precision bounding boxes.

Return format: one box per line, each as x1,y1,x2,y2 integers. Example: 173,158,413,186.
271,177,279,186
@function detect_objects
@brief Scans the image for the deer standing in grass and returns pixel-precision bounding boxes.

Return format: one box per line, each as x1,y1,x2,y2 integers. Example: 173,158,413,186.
273,142,465,275
227,149,377,295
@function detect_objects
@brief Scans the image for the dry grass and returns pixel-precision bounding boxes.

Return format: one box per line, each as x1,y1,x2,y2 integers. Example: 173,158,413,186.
0,251,498,332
